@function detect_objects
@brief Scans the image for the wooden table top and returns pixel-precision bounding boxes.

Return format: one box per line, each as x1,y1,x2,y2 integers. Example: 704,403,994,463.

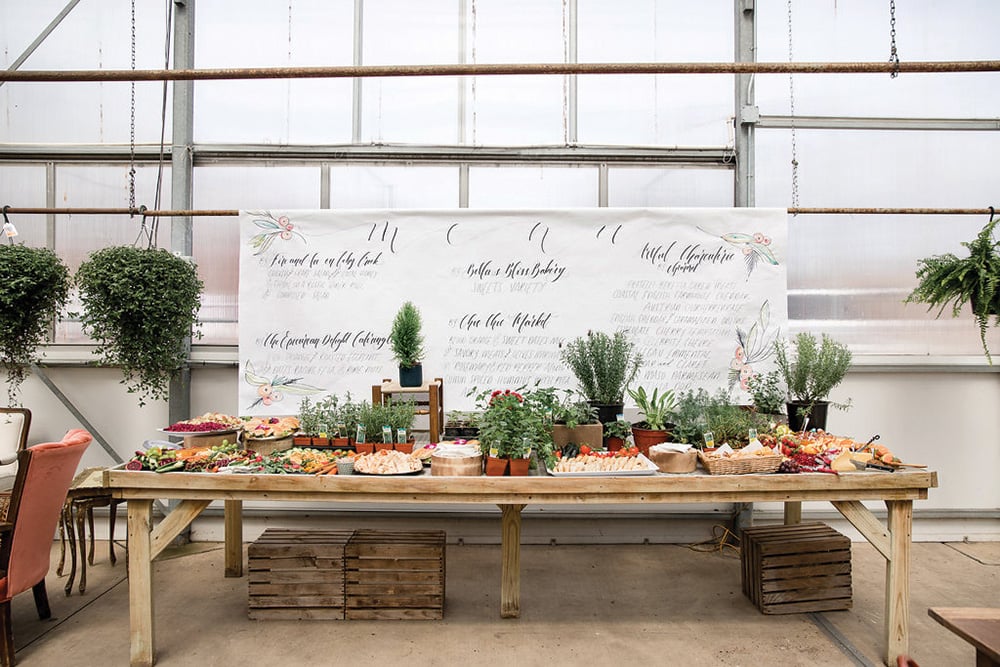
929,607,1000,664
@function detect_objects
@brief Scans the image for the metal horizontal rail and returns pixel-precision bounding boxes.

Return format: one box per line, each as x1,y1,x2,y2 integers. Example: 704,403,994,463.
757,115,1000,131
2,60,999,83
1,206,994,217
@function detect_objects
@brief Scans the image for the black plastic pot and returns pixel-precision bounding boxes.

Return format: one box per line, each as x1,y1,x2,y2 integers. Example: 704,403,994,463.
590,401,624,425
399,363,423,387
786,400,829,432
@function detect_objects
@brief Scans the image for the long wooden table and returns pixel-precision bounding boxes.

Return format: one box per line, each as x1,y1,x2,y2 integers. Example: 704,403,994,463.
105,468,937,667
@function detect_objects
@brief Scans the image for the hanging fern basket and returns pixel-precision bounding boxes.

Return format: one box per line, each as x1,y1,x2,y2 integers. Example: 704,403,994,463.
0,244,71,404
76,246,203,405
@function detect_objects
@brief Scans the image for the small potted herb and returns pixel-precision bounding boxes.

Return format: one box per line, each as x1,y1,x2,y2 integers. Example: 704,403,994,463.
746,370,786,420
551,392,602,454
774,333,852,432
603,419,633,452
390,301,425,387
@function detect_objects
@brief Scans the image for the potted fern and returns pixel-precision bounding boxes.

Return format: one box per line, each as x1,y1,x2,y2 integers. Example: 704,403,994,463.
76,246,203,406
0,243,71,404
390,301,425,387
560,329,643,424
905,213,1000,363
774,333,852,432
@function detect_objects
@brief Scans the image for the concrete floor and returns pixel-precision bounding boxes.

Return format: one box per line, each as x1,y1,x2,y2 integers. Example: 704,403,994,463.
9,538,999,666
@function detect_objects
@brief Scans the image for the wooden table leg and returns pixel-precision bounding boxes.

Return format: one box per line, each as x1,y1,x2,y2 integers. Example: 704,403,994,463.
224,499,243,578
499,503,524,619
128,499,155,667
783,501,802,525
885,499,913,666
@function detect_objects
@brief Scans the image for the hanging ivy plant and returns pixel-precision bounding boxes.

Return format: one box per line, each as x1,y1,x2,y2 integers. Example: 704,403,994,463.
76,246,203,405
0,243,71,404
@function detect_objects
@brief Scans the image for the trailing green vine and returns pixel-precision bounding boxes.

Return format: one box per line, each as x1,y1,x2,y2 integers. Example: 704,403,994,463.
0,244,70,404
75,246,203,405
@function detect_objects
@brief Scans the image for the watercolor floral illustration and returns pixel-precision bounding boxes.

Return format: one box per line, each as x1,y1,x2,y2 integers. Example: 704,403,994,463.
729,300,777,391
244,361,324,410
701,227,779,278
248,211,306,255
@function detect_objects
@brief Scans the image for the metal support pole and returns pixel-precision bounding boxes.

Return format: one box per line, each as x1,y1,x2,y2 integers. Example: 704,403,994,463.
169,0,195,430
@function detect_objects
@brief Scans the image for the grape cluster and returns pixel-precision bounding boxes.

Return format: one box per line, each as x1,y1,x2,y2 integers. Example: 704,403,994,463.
778,459,800,474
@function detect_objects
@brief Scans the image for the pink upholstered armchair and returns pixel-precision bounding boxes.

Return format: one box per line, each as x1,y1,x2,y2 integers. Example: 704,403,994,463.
0,429,91,666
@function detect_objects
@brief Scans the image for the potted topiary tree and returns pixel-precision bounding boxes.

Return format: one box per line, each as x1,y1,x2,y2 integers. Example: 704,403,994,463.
774,333,852,432
76,246,203,406
390,301,425,387
560,329,643,424
0,243,71,404
905,213,1000,363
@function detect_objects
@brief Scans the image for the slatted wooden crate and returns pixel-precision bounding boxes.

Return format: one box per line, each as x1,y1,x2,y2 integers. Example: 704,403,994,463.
247,529,353,620
345,529,446,620
741,522,852,615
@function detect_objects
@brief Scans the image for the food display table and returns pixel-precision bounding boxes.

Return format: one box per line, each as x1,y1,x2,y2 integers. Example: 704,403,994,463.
105,468,937,667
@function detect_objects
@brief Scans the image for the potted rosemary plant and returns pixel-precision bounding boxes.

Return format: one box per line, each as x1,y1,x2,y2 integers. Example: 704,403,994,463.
560,329,643,424
773,333,852,432
75,246,203,406
0,243,71,404
905,213,1000,363
390,301,425,387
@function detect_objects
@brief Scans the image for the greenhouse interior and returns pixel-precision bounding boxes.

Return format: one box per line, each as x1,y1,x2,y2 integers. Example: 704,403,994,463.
0,1,998,666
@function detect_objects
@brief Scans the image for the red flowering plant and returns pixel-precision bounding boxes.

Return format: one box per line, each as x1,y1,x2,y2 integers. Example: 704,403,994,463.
472,384,558,465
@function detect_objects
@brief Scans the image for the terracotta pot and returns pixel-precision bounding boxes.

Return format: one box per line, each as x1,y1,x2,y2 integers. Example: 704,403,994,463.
355,442,375,454
485,456,509,476
551,423,604,451
630,426,671,457
311,436,331,447
394,442,414,454
507,457,530,476
330,436,350,448
605,436,625,452
292,435,312,446
374,442,393,452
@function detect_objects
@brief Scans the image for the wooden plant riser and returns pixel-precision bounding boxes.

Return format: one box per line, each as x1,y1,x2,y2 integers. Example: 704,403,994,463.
741,522,852,615
247,528,352,620
344,529,446,620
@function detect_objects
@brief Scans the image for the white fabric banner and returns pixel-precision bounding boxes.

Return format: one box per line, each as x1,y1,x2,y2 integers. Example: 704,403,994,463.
238,208,788,415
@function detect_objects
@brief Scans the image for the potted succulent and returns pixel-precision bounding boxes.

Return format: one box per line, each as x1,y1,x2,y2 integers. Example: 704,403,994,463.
560,330,643,424
390,301,425,387
626,386,676,455
474,386,555,476
75,246,203,406
774,333,852,432
550,393,602,454
905,213,1000,363
603,418,633,452
0,243,71,404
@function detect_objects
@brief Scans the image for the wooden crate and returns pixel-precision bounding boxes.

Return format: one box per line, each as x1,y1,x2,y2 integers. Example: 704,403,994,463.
345,529,446,620
741,522,852,615
247,529,352,620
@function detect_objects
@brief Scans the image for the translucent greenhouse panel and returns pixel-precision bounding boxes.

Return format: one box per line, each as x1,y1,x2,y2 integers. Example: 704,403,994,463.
755,1,1000,117
465,0,566,145
0,166,47,247
195,0,354,143
608,168,734,207
192,166,321,345
468,167,598,208
329,166,459,208
577,0,732,146
0,2,170,143
756,130,1000,357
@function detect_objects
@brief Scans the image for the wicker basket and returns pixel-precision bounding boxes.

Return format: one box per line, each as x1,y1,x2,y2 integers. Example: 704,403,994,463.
698,451,783,475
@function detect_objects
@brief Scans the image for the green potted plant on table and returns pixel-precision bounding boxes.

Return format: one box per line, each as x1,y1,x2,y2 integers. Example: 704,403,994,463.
390,301,425,387
474,386,555,476
774,333,852,432
294,396,320,445
0,243,71,404
75,246,203,406
386,398,417,452
746,370,786,422
905,213,1000,363
560,330,643,424
603,418,633,452
550,393,602,454
626,386,676,455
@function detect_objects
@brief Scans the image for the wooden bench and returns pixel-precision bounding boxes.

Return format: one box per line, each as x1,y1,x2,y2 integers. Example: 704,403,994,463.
929,607,1000,667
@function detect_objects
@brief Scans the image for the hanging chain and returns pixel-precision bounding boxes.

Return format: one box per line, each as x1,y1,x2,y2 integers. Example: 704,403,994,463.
787,0,799,212
128,0,137,214
888,0,899,78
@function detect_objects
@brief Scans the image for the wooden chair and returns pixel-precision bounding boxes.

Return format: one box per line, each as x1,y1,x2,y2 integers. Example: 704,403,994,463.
0,429,91,666
0,409,31,521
